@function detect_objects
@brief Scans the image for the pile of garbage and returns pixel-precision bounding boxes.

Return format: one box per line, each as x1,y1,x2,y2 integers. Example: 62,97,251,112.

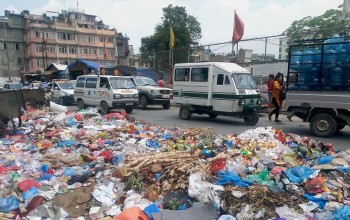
0,105,350,220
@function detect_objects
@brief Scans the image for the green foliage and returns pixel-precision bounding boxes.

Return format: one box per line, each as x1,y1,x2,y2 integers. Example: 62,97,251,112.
125,175,144,192
284,4,350,44
140,4,202,68
163,198,182,210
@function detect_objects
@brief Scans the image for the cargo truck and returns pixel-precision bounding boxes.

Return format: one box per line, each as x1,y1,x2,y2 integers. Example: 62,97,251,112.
285,37,350,137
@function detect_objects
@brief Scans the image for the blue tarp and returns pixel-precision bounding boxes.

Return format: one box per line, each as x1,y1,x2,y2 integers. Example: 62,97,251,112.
136,67,162,82
68,59,100,70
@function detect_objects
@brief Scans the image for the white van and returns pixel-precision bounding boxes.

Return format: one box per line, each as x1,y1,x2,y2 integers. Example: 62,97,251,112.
74,75,139,114
173,62,261,125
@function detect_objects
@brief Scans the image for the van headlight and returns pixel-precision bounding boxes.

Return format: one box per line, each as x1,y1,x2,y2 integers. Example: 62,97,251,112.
134,94,138,99
113,94,122,99
150,90,160,95
256,99,261,105
238,98,245,106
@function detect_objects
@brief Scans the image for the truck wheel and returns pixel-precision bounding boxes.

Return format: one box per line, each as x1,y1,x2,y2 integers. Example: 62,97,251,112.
208,113,218,118
163,102,170,109
100,101,110,115
243,109,259,126
125,106,133,114
310,113,337,137
337,125,346,131
179,106,191,120
59,97,65,105
77,99,85,110
140,96,148,110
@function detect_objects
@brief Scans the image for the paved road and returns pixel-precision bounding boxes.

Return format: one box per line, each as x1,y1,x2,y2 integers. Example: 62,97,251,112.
68,105,350,149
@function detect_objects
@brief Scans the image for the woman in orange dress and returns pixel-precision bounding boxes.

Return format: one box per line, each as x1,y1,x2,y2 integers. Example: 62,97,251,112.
268,72,283,122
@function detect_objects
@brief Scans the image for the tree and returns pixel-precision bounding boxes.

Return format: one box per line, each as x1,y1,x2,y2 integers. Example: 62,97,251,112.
139,4,202,69
284,4,350,44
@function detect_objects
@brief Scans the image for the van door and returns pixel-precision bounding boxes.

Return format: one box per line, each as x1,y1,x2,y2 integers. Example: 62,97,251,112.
213,74,235,112
84,77,98,106
98,77,112,102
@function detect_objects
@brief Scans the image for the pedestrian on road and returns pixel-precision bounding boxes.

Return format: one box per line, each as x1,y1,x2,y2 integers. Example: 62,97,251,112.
268,72,283,122
267,74,274,102
157,76,165,87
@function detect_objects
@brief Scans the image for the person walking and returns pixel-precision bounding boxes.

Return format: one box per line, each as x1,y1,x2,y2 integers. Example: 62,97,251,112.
268,72,283,122
267,74,274,102
157,76,165,87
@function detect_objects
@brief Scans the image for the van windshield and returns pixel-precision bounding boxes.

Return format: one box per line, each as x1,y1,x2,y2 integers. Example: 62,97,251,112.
110,77,136,89
135,77,158,86
58,82,74,89
232,74,257,89
10,83,23,90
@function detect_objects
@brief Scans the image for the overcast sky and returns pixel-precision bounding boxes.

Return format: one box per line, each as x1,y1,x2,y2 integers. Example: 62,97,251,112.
0,0,344,56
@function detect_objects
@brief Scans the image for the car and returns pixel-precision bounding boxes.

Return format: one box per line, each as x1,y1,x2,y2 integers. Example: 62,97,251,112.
3,82,24,90
129,76,173,110
50,80,75,105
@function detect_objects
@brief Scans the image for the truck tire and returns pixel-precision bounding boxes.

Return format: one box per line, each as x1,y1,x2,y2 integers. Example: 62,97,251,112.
77,99,85,110
100,101,110,115
243,109,259,126
140,96,148,110
125,106,133,114
163,101,170,109
208,113,218,118
310,113,337,137
179,106,191,120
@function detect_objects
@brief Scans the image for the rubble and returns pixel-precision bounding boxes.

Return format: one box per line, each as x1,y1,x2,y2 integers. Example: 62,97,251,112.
0,106,349,219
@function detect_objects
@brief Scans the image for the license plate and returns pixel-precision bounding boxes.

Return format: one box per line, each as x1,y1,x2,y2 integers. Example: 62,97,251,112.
126,102,133,106
162,94,170,98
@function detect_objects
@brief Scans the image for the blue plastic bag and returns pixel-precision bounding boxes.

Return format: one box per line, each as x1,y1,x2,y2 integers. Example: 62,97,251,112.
143,203,160,220
40,164,49,173
146,140,160,149
317,156,334,165
225,141,234,148
22,187,39,201
215,171,254,187
38,173,54,181
0,196,20,213
283,166,316,183
62,167,75,176
332,205,350,220
112,154,124,165
304,193,328,209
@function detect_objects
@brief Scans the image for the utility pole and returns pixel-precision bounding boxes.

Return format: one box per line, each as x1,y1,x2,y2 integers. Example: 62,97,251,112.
1,17,10,77
42,34,47,70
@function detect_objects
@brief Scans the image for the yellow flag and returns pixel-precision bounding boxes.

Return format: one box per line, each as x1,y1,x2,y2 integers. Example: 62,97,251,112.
169,25,174,49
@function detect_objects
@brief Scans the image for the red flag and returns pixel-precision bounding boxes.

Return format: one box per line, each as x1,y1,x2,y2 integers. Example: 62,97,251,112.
232,11,244,43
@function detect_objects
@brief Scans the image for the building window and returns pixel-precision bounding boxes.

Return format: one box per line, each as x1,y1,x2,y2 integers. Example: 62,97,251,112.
36,59,42,67
15,43,20,51
75,14,81,20
47,45,56,53
88,36,95,43
99,37,105,42
69,47,77,54
99,49,103,56
35,31,42,38
108,37,113,43
36,45,43,52
57,32,66,40
109,49,113,57
3,42,7,50
46,32,54,39
17,57,23,64
58,46,67,53
79,36,87,42
67,33,75,41
11,17,20,25
13,31,21,37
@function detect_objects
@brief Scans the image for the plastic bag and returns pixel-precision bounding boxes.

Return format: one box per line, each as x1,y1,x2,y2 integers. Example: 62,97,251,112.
304,194,328,209
317,155,334,165
219,215,237,220
215,171,253,188
283,166,316,183
331,205,350,220
143,203,160,220
188,173,223,205
275,205,307,220
246,169,274,186
112,207,150,220
0,196,20,213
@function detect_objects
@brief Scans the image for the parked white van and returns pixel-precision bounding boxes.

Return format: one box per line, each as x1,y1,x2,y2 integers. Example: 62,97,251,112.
173,62,261,125
74,75,139,114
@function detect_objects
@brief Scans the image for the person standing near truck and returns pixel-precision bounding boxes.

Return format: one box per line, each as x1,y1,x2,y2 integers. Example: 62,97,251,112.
268,72,283,122
157,76,165,87
267,74,274,102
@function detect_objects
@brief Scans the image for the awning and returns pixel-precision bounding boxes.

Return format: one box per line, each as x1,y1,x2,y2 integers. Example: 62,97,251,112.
40,70,56,76
68,58,100,70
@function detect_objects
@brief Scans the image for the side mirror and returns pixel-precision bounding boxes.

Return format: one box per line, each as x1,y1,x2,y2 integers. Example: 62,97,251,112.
106,84,111,89
54,87,59,90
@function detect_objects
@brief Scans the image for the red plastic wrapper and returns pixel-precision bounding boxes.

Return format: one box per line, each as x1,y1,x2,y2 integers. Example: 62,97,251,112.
305,176,330,194
17,179,41,192
74,113,83,121
98,150,114,162
0,166,8,174
106,112,125,121
210,158,227,174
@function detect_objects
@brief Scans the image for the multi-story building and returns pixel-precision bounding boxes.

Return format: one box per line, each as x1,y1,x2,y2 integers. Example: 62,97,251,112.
23,10,117,73
251,53,275,62
237,49,253,64
0,10,26,77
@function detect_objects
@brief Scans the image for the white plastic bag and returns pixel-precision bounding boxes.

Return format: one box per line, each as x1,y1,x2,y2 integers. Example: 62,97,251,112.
50,101,68,113
275,205,307,220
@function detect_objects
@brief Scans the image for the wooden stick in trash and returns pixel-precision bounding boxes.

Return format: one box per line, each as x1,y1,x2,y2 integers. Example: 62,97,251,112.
0,212,15,218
